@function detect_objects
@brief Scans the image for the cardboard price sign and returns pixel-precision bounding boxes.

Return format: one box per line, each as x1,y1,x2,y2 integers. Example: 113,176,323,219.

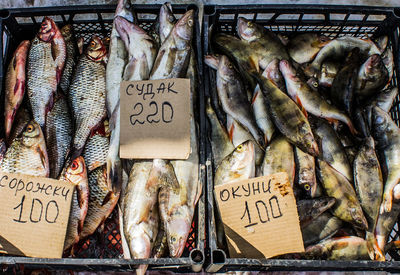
120,78,191,159
214,172,304,258
0,172,74,258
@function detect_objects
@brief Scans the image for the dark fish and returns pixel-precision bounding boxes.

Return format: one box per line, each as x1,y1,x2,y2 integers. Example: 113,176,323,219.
297,197,336,228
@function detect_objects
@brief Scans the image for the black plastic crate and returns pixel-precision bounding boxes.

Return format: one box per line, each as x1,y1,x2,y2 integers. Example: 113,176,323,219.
0,4,205,272
203,4,400,273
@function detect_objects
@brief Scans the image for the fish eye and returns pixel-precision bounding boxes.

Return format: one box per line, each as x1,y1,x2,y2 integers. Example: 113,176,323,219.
168,15,175,22
304,184,310,191
187,19,193,27
237,144,243,151
26,124,34,133
71,160,79,170
90,41,96,47
376,116,385,124
313,81,318,88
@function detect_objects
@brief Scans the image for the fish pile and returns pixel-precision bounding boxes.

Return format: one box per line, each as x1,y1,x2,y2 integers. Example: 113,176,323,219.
1,1,201,269
1,14,119,256
106,1,200,274
207,17,399,261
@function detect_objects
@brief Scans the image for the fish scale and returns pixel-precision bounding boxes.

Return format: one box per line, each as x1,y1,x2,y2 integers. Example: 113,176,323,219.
27,36,57,129
69,52,107,157
83,129,109,172
46,95,73,179
80,165,119,240
60,25,78,95
0,121,49,177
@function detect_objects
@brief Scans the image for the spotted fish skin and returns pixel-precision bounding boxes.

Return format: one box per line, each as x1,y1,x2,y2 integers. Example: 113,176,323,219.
45,94,73,179
0,120,49,177
69,36,107,158
80,165,120,240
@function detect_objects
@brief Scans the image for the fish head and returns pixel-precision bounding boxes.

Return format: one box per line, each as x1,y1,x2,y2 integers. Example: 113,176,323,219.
159,3,176,37
38,17,57,42
174,9,194,42
230,140,256,177
300,125,319,156
365,54,383,74
60,24,73,40
305,243,327,259
129,232,151,259
371,106,390,139
21,121,42,147
167,213,191,257
237,17,262,42
350,207,368,230
317,35,330,47
115,0,134,22
204,54,221,70
217,55,238,82
65,156,88,186
114,16,153,53
86,36,107,62
279,59,296,79
307,77,319,91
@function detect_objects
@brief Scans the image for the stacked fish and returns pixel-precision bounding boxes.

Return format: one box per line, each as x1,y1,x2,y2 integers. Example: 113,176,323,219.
106,1,200,274
207,17,399,261
1,16,119,255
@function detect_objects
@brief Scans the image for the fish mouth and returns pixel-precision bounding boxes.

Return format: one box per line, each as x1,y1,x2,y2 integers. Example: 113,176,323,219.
38,17,56,42
279,59,294,77
175,9,194,41
237,17,253,41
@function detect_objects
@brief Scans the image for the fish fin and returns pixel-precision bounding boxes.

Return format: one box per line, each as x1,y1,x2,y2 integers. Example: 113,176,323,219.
193,180,202,207
296,96,308,118
150,49,165,76
77,37,84,55
51,40,57,62
139,54,150,81
331,241,349,250
228,123,234,142
14,79,25,96
138,206,150,224
380,192,393,214
12,57,17,70
101,191,113,206
37,147,48,175
249,56,259,72
123,57,138,80
251,90,258,105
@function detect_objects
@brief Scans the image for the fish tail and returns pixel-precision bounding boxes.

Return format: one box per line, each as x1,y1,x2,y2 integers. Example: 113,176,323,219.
380,192,393,214
136,265,148,275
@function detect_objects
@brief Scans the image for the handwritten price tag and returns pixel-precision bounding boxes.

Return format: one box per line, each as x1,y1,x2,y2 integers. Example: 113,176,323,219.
0,172,74,258
120,78,190,159
214,172,304,259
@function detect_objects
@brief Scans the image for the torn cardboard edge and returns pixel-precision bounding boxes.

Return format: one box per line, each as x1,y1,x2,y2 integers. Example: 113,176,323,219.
214,172,304,259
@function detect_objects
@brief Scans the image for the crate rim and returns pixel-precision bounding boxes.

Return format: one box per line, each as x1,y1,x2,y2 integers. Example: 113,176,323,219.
203,3,400,273
0,3,206,272
0,4,199,19
204,4,400,18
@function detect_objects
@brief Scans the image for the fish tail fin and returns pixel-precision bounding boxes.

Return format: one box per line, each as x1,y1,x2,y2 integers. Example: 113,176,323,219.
366,231,384,261
380,192,393,214
107,156,122,194
136,265,148,275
